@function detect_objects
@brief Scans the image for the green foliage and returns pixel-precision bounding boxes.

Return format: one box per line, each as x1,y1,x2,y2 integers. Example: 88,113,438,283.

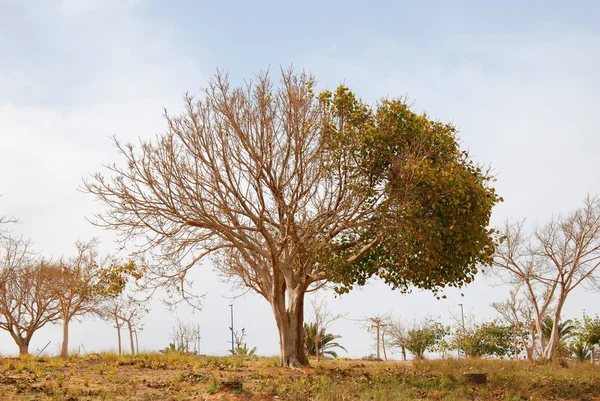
228,328,257,359
160,343,178,354
574,313,600,347
206,376,219,394
229,343,257,358
570,340,591,361
460,321,515,358
318,88,502,295
303,322,347,359
93,261,143,298
542,316,576,343
402,320,448,359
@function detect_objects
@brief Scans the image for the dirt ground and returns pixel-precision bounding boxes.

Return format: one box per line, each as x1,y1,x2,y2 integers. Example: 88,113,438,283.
1,354,599,400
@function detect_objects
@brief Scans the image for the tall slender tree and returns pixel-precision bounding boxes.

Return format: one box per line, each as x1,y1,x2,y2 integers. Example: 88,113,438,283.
85,69,500,367
493,196,600,360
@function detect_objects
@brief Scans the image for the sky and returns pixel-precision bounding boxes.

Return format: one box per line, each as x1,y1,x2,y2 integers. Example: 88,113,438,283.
0,0,599,358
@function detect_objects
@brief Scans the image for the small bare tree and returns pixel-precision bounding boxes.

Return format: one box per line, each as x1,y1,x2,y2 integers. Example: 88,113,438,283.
170,318,199,354
306,297,345,361
493,195,600,360
492,289,536,360
100,292,147,355
0,239,60,355
359,313,391,360
386,320,407,361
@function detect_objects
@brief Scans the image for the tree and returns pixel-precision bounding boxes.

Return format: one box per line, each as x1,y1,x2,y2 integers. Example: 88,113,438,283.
0,195,17,238
53,240,141,358
0,239,60,355
85,69,501,367
117,296,147,355
305,297,345,361
360,313,391,360
570,340,591,361
100,292,147,355
574,313,600,362
229,328,258,358
303,322,346,359
493,196,600,361
388,318,448,359
492,290,536,360
459,321,515,358
541,316,575,344
169,317,199,354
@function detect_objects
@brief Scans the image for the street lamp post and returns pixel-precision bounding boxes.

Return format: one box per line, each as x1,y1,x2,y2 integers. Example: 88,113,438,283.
229,304,234,354
458,303,465,358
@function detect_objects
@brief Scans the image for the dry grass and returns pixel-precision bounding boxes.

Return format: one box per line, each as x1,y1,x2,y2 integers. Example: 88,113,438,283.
0,353,599,400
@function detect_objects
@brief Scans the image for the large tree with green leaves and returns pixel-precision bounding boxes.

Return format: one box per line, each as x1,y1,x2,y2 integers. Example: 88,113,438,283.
85,69,500,367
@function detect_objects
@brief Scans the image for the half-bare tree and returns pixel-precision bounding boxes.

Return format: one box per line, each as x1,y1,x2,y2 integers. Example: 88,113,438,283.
85,69,500,366
53,240,141,357
53,239,105,358
0,240,60,355
493,195,600,360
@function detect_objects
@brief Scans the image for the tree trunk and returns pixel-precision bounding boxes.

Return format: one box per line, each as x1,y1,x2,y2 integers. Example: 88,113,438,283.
61,318,70,358
316,335,320,362
543,320,561,361
542,299,566,361
18,341,29,356
127,321,135,355
115,318,122,356
271,286,308,368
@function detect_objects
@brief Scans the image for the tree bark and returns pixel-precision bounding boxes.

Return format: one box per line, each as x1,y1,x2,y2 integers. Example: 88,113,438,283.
272,286,308,368
116,317,122,356
127,321,135,355
18,341,29,356
542,298,566,361
60,318,70,358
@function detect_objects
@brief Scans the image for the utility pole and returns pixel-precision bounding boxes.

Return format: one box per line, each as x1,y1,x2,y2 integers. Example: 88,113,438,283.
229,304,234,354
458,303,465,359
368,316,387,360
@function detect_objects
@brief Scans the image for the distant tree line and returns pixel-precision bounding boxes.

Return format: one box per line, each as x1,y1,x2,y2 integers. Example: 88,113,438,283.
0,234,145,356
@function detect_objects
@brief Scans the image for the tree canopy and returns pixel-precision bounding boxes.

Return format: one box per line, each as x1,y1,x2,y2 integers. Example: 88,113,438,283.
85,69,501,366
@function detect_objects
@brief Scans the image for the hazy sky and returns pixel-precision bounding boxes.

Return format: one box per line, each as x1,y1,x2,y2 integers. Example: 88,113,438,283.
1,0,599,358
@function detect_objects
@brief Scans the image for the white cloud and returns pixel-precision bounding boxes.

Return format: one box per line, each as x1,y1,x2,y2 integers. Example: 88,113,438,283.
60,0,143,18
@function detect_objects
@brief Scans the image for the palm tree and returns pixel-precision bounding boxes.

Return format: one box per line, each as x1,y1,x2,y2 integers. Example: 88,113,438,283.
542,317,576,343
570,341,591,361
304,322,347,359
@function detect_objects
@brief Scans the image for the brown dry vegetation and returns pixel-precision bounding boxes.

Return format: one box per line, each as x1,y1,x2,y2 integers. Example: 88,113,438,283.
0,354,599,400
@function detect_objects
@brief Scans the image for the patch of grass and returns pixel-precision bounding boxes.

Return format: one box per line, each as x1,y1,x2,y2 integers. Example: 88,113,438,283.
206,376,219,394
